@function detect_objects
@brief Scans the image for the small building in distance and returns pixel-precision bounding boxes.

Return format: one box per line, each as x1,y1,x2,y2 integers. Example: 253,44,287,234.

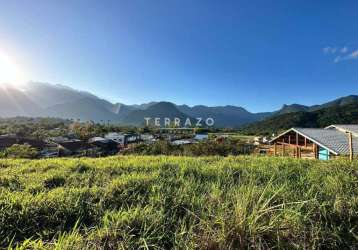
140,134,156,143
88,137,119,155
104,132,140,146
254,136,269,146
171,139,196,145
269,124,358,160
194,133,209,141
57,139,92,156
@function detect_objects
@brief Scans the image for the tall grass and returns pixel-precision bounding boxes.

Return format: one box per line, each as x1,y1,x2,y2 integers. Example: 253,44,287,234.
0,156,357,249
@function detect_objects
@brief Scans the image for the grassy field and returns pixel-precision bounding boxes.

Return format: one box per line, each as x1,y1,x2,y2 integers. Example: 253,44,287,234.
0,156,357,249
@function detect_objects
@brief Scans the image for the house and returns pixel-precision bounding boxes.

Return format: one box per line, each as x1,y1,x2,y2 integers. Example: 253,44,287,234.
104,132,140,146
57,140,93,156
254,136,270,145
104,133,124,144
269,124,358,160
262,137,269,143
326,124,358,137
194,133,209,141
171,139,196,145
253,136,261,145
88,137,119,155
20,138,48,150
140,134,154,141
140,134,157,144
49,136,72,144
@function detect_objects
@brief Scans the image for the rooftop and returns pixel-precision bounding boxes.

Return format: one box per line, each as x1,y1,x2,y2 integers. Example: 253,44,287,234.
326,124,358,136
271,125,358,155
293,127,358,155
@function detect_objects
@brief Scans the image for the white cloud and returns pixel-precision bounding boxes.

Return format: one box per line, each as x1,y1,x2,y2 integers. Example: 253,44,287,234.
334,56,342,63
323,47,337,54
349,50,358,58
340,46,348,53
322,46,358,63
323,46,349,55
334,50,358,63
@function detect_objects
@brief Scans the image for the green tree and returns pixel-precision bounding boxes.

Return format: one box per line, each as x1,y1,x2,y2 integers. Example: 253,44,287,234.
4,144,39,159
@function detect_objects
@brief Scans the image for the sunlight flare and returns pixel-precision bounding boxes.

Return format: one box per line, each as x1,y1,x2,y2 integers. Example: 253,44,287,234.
0,50,26,86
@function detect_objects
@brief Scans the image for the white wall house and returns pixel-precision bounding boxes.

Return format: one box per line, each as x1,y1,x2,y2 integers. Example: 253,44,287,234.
194,133,209,141
105,132,125,144
140,134,154,141
105,132,139,145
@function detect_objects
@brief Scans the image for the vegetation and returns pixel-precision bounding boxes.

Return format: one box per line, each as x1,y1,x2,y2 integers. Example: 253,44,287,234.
123,140,255,156
1,144,39,159
240,101,358,135
0,117,70,139
0,117,228,141
0,117,142,139
0,156,357,249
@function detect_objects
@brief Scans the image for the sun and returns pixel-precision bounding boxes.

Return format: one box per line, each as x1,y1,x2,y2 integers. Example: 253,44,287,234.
0,51,26,86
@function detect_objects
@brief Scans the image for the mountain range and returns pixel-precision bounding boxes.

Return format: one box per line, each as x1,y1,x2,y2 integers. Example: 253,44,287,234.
239,101,358,135
0,81,357,128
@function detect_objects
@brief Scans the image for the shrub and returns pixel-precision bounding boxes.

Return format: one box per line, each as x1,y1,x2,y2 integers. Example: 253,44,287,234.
3,144,38,159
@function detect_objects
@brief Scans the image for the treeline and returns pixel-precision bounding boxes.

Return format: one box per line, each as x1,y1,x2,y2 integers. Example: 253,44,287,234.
239,102,358,135
0,117,145,140
0,117,70,138
0,117,238,141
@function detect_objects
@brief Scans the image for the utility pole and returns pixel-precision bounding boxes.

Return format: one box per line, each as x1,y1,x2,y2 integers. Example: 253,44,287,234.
348,132,353,161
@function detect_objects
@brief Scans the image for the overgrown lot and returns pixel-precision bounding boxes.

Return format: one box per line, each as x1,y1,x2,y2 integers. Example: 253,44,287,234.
0,156,357,249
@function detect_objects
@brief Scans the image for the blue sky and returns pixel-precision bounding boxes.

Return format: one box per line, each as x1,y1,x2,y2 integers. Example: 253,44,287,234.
0,0,357,112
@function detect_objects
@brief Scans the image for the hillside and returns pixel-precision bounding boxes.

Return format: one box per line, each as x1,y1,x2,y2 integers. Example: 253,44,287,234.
0,82,269,126
0,81,270,127
177,104,271,127
119,102,191,126
0,86,41,117
274,95,358,115
276,104,309,114
0,156,357,249
44,97,121,122
0,82,357,128
21,81,99,108
310,95,358,111
240,101,358,135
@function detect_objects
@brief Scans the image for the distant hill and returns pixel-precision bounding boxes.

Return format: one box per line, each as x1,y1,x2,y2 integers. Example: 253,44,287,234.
239,101,358,135
44,97,121,122
119,102,191,126
275,95,358,115
112,103,139,117
0,81,356,128
0,85,41,117
309,95,358,111
276,104,309,115
176,104,271,127
21,81,99,108
0,82,270,127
